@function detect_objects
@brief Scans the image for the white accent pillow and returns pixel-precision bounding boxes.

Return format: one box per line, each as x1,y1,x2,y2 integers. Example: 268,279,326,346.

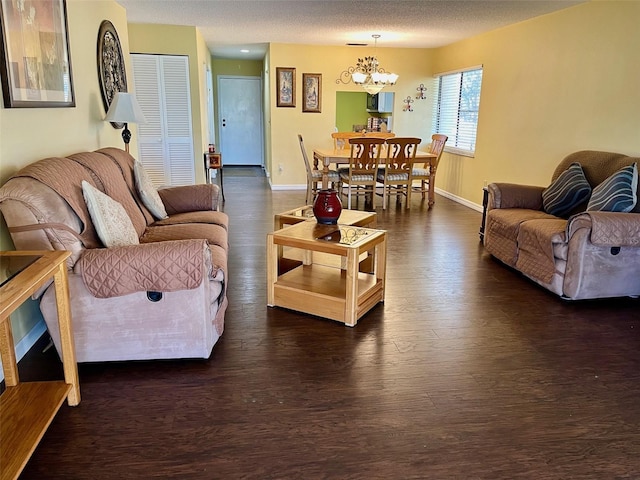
81,181,140,247
133,160,168,220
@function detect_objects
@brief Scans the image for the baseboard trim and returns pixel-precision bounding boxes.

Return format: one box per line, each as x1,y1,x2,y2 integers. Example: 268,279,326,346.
434,187,483,213
0,319,47,382
269,183,306,191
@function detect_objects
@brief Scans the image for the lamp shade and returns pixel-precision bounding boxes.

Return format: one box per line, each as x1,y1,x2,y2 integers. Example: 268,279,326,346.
105,92,146,124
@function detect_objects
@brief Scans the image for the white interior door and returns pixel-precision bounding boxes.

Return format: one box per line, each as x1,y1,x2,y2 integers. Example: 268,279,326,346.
218,76,263,166
132,54,194,186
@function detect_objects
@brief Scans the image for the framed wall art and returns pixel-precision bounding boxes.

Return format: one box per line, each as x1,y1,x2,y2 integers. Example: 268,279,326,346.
302,73,321,113
276,67,295,107
97,20,127,128
0,0,75,108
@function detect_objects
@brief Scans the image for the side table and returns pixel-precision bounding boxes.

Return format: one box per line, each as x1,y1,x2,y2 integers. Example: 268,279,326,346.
0,250,80,480
204,152,225,202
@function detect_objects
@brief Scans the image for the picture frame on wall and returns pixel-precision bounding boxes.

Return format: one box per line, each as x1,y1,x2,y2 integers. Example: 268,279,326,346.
276,67,295,107
0,0,75,108
302,73,321,113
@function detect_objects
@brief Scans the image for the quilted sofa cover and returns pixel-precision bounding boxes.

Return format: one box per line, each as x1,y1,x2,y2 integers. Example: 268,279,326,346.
0,148,229,362
484,150,640,300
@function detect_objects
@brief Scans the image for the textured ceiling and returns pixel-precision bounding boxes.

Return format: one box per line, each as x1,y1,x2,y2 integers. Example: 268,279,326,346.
117,0,585,59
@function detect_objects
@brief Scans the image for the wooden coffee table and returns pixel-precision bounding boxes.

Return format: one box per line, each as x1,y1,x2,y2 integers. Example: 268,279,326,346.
267,221,387,326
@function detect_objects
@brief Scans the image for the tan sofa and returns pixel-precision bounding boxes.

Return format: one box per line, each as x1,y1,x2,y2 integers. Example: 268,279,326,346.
484,150,640,300
0,148,228,362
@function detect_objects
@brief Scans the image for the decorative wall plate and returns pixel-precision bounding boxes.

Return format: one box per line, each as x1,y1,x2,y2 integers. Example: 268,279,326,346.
97,20,127,128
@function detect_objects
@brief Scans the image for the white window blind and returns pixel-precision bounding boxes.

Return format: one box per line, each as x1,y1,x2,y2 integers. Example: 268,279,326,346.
432,67,483,156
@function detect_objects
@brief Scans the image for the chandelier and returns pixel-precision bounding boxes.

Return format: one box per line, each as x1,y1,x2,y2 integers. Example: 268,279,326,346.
351,35,398,95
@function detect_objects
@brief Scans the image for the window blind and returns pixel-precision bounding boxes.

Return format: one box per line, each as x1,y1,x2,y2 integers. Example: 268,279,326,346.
432,67,483,156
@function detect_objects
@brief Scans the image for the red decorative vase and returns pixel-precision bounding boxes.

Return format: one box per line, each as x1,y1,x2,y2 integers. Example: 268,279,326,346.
313,189,342,225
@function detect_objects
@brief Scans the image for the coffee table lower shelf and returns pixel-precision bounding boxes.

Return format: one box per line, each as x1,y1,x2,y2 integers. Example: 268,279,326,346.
271,264,384,325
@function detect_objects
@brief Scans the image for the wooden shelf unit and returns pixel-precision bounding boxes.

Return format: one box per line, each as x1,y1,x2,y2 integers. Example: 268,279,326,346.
0,250,80,480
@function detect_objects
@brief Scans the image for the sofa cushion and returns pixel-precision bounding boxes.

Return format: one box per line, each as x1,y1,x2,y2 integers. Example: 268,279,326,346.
587,163,638,213
152,211,229,231
484,209,557,267
542,162,591,217
134,160,168,220
82,181,139,247
141,223,228,250
515,218,568,284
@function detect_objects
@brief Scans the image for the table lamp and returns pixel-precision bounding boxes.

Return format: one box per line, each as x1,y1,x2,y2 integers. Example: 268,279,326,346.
105,92,146,153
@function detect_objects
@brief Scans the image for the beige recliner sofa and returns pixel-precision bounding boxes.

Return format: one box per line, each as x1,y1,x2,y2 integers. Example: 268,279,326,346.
484,150,640,300
0,148,229,362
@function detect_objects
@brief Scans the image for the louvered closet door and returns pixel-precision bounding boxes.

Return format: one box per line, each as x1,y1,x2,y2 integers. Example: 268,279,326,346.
132,54,195,186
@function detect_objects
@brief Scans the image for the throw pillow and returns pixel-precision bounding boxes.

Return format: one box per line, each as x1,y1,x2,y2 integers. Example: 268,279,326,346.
82,181,140,247
133,160,168,220
542,162,592,217
587,162,638,212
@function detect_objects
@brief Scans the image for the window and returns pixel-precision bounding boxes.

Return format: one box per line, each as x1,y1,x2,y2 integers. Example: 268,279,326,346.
432,67,483,156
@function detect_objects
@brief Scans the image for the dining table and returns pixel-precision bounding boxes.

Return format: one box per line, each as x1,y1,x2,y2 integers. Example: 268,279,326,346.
312,147,439,207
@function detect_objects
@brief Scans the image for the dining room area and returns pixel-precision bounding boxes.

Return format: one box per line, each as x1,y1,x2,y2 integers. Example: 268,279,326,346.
307,131,446,211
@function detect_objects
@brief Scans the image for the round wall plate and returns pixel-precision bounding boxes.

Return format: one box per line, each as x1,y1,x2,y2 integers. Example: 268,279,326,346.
97,20,127,128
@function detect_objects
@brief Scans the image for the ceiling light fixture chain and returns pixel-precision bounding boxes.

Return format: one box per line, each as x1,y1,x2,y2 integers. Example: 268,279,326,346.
335,34,398,95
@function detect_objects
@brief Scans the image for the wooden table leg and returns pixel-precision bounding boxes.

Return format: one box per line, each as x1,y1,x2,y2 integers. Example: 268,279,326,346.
0,316,19,386
53,264,80,406
267,233,276,306
376,234,387,302
344,248,359,327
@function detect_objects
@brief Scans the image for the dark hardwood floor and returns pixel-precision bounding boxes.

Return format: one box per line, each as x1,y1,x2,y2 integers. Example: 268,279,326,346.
16,169,640,479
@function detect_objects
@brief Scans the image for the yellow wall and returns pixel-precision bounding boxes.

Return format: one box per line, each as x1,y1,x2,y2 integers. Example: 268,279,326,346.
127,23,212,183
0,0,130,342
432,0,640,207
267,43,434,186
0,0,129,189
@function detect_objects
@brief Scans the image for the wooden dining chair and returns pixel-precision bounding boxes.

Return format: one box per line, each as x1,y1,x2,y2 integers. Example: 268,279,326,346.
298,134,340,205
331,131,359,150
376,137,421,210
339,137,385,209
363,131,396,140
412,133,448,201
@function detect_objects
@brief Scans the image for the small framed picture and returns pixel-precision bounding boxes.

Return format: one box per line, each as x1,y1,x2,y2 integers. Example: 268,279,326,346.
276,67,295,107
302,73,321,113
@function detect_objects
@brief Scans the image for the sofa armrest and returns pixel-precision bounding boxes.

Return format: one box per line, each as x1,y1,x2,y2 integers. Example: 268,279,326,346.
158,184,221,214
568,212,640,247
488,183,545,210
76,239,221,298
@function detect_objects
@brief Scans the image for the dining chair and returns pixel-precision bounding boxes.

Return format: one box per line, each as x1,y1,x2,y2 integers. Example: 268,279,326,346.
363,131,396,140
376,137,421,210
339,137,385,209
298,134,340,205
412,133,448,200
331,131,359,150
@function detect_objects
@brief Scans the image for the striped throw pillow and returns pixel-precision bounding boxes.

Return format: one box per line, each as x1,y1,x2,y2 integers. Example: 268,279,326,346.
587,163,638,212
542,162,592,217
